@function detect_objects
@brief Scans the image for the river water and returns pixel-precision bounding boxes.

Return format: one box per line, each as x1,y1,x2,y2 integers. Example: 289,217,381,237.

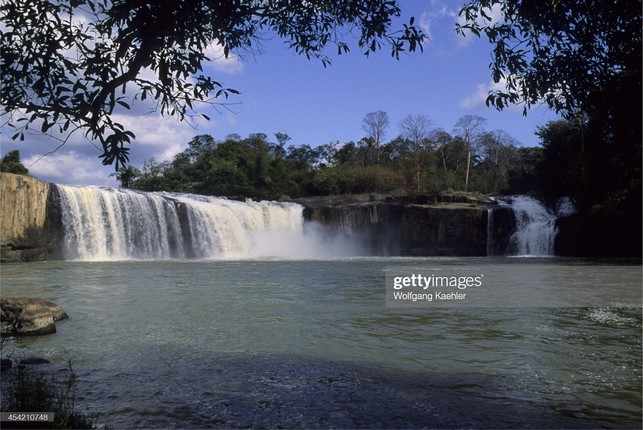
1,257,641,429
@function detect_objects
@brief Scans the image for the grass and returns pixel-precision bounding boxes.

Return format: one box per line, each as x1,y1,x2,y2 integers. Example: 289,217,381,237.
1,354,96,429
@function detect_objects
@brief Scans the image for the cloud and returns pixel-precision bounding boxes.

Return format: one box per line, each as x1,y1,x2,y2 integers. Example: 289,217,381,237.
418,10,434,40
460,78,524,112
460,82,494,109
418,0,459,43
24,151,119,187
109,113,196,162
204,43,245,75
455,2,504,47
418,0,504,50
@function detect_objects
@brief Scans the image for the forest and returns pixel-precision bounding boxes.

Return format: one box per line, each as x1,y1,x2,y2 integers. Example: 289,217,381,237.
116,113,543,200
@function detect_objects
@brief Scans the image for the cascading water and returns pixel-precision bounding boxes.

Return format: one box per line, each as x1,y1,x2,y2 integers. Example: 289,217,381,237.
53,185,315,261
497,195,559,256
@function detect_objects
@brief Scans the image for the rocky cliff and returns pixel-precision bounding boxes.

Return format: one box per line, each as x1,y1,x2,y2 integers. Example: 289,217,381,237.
295,194,514,256
0,173,54,261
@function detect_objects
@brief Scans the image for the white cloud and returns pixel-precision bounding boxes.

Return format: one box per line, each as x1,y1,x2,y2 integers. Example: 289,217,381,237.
204,43,245,75
419,10,434,40
460,78,524,113
460,82,494,109
456,2,504,46
417,0,504,50
111,113,193,157
418,0,459,44
24,151,119,187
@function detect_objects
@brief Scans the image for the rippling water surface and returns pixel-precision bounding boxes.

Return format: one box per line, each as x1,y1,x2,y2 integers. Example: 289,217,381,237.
1,257,641,428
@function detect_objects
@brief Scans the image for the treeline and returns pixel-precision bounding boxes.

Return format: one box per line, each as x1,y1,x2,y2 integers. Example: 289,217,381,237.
119,113,543,200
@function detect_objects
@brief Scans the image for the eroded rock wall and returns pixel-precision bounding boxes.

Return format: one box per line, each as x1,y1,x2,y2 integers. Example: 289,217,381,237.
298,195,504,256
0,173,54,261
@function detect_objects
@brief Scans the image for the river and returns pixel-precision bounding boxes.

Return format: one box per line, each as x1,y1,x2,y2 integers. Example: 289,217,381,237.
1,257,641,429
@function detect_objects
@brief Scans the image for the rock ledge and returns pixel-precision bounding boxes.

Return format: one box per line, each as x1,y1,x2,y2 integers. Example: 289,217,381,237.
1,297,68,337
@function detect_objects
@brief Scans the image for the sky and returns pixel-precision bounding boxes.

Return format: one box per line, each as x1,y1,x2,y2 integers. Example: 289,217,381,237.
1,0,558,187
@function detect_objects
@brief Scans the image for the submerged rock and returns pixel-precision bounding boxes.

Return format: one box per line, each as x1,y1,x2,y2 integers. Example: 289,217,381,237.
1,297,68,337
19,356,51,365
0,358,11,372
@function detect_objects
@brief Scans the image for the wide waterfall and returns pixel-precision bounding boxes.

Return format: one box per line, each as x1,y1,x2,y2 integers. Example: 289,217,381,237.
497,195,561,256
52,185,337,261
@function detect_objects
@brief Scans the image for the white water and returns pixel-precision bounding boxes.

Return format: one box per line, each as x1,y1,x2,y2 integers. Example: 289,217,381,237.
555,196,577,217
54,185,351,261
498,195,559,256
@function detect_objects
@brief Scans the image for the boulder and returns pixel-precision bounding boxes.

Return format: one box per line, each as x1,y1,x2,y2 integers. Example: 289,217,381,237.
1,297,68,337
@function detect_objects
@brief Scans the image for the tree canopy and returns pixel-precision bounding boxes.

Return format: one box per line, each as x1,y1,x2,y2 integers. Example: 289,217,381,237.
0,150,29,175
457,0,641,115
458,0,641,256
1,0,426,169
118,111,533,199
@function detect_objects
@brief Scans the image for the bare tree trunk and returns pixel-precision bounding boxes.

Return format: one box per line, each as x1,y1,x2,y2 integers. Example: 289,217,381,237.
416,151,421,192
464,150,471,192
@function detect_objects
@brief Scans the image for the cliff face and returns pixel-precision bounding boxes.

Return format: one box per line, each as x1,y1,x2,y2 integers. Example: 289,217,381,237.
297,194,513,256
400,204,488,256
0,173,54,261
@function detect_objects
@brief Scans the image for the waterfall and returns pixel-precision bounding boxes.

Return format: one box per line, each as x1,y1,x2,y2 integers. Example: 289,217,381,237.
497,195,559,256
486,207,493,256
53,185,308,261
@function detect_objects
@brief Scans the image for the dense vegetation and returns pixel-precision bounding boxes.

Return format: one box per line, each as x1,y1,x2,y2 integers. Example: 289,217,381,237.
458,0,641,256
0,150,29,175
119,113,542,200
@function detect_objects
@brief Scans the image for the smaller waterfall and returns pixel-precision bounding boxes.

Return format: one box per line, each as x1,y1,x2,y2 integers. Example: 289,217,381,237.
497,196,558,256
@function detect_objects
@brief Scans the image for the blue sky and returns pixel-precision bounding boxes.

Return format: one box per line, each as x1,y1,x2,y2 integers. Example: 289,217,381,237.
1,0,558,187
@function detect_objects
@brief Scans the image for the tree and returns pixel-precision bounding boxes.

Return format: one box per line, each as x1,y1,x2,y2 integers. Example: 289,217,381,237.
453,115,486,192
111,164,140,189
477,130,518,193
505,146,544,196
1,1,427,169
456,0,641,115
399,114,435,192
361,110,390,164
458,0,641,256
0,150,29,175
